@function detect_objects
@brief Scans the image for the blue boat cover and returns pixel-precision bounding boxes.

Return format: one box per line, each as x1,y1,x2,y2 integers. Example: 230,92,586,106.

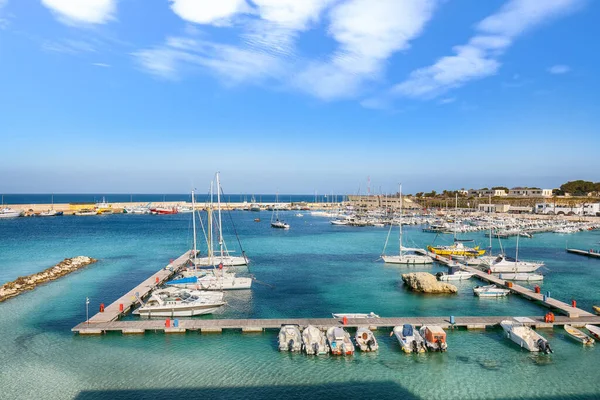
167,276,198,285
402,324,413,337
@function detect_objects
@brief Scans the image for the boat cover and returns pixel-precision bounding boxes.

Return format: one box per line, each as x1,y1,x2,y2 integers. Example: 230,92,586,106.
167,276,198,285
402,324,413,337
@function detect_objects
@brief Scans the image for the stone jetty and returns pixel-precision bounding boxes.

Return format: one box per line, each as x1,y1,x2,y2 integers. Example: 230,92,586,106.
0,256,97,302
401,272,458,294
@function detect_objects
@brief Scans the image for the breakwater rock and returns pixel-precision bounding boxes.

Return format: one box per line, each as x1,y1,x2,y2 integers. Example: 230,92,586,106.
0,256,97,302
401,272,458,294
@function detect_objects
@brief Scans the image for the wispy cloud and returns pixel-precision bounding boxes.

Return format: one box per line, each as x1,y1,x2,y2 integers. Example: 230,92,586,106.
43,39,97,54
390,0,585,100
42,0,117,25
92,62,111,68
548,64,570,74
439,97,456,104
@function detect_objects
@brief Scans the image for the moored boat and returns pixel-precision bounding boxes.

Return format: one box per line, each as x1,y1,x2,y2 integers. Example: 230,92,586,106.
484,255,543,273
354,327,378,352
271,220,290,229
332,312,380,319
302,325,328,355
473,284,510,297
132,287,225,317
420,325,447,352
278,325,302,352
392,324,426,353
436,271,474,281
500,320,552,353
498,272,544,281
326,327,355,355
0,207,22,218
564,324,595,346
427,240,485,257
585,324,600,340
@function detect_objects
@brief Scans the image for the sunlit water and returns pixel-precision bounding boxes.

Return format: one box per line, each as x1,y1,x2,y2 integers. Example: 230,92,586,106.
1,213,599,399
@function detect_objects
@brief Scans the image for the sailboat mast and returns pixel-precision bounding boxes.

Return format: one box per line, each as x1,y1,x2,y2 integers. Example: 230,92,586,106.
515,230,519,263
191,189,197,265
208,181,213,263
399,183,403,256
216,172,224,259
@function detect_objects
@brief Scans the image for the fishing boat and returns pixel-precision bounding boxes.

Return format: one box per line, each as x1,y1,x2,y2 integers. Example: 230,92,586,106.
326,327,355,355
500,320,553,353
392,324,426,353
420,325,448,352
564,324,595,346
585,324,600,340
132,287,225,317
354,327,378,352
473,284,510,297
436,271,474,281
278,325,302,352
427,240,485,257
95,197,113,214
332,312,380,319
74,209,97,216
302,325,329,355
38,194,61,216
150,207,178,215
498,273,544,281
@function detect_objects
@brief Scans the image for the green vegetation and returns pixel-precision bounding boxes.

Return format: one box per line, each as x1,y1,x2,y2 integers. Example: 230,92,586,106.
560,180,600,196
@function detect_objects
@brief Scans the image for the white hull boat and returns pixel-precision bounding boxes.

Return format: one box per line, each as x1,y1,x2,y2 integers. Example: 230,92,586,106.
271,220,290,229
393,324,426,353
354,327,378,352
278,325,302,352
436,271,474,281
585,324,600,340
501,320,552,353
474,284,510,297
0,208,21,218
330,220,349,225
564,325,595,346
327,327,355,355
420,325,448,352
382,254,433,265
169,271,252,290
192,255,248,267
498,273,544,282
332,312,380,319
485,255,543,273
302,325,328,355
133,287,225,317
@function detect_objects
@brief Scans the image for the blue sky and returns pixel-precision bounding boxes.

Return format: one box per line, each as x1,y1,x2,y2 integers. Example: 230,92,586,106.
1,0,598,195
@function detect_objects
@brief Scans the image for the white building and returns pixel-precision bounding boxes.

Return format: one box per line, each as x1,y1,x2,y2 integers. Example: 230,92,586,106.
509,188,553,197
468,189,508,197
535,202,600,216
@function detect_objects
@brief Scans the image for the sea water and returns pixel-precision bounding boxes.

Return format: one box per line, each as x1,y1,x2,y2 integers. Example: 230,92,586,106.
0,212,599,399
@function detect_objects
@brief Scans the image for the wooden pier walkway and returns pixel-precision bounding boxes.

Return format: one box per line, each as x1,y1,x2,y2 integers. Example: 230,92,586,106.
420,250,595,318
567,248,600,258
72,315,600,335
87,250,192,323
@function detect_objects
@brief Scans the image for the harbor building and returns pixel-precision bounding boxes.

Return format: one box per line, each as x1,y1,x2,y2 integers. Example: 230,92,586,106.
347,195,420,210
468,189,508,197
535,202,600,216
509,188,553,197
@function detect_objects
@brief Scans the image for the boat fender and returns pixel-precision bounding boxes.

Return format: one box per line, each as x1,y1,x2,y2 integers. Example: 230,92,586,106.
99,303,105,313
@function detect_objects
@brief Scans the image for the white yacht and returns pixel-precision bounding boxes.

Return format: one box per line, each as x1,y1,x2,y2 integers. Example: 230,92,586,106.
132,287,225,317
327,327,355,355
302,325,329,355
332,312,380,319
473,284,510,297
278,325,302,352
498,273,544,282
484,255,543,273
354,327,378,352
501,320,553,353
0,207,21,218
436,271,474,281
393,324,426,353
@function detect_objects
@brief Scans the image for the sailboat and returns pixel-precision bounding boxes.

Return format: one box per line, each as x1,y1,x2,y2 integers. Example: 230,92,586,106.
484,233,544,273
271,192,289,229
382,184,432,264
38,194,63,217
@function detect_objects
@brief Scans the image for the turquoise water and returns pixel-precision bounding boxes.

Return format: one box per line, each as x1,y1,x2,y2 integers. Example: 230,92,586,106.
1,213,599,399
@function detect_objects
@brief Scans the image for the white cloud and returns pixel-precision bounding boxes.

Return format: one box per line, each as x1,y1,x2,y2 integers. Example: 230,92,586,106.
439,97,456,104
548,64,570,74
168,0,250,26
92,62,111,67
41,0,116,24
392,0,584,99
43,39,97,54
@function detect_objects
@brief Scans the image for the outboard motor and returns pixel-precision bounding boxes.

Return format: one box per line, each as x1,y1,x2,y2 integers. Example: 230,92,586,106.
288,339,294,352
537,339,553,354
313,342,319,355
367,338,374,351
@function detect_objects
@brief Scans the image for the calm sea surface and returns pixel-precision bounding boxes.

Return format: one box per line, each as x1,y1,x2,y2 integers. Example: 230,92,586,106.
0,212,599,399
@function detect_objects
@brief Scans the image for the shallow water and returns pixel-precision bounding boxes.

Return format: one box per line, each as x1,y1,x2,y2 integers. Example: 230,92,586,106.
0,212,599,399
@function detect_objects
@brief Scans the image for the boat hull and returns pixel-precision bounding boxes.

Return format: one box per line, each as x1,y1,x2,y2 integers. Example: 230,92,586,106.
382,255,433,264
134,304,224,317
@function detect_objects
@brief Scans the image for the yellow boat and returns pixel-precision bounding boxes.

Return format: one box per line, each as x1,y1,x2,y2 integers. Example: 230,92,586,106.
427,241,485,257
594,305,600,315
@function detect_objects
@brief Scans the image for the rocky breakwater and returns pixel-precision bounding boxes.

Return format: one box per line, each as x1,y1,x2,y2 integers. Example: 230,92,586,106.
401,272,458,294
0,256,97,302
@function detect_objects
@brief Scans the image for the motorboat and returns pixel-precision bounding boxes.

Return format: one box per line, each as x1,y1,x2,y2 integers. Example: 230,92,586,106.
354,327,378,352
473,284,510,297
330,219,349,225
150,207,178,215
271,220,290,229
427,240,485,257
278,325,302,352
0,208,21,218
332,312,380,319
75,209,97,216
326,327,355,355
585,324,600,340
436,271,474,281
498,273,544,281
295,213,304,217
168,270,252,290
500,320,552,353
484,255,543,273
392,324,426,353
132,287,225,317
420,325,447,352
301,325,328,355
564,324,595,346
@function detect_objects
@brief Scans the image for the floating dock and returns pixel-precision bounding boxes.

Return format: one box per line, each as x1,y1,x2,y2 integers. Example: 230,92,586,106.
419,250,595,318
566,248,600,258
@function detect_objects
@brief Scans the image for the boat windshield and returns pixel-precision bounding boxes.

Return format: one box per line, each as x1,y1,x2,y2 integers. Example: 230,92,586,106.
402,324,413,337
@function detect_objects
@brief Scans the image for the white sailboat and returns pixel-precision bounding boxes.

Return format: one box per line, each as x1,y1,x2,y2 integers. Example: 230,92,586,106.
382,184,432,265
484,234,543,273
271,192,289,229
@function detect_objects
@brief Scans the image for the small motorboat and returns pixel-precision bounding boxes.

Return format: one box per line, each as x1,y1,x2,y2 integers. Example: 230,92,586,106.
354,327,378,352
586,324,600,340
254,218,260,222
420,325,448,352
392,324,426,353
302,325,328,355
436,271,474,281
326,327,355,355
498,273,544,282
593,305,600,315
473,284,510,297
564,324,595,346
295,213,304,217
500,320,552,353
332,312,380,319
278,325,302,352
